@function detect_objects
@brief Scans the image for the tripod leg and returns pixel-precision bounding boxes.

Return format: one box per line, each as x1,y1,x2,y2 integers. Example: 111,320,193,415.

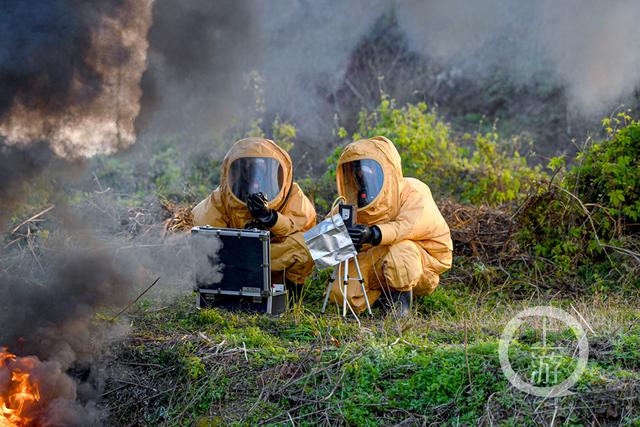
342,260,349,317
353,257,372,315
321,263,338,314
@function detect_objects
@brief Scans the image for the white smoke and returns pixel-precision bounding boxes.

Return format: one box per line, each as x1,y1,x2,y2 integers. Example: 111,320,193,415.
141,0,640,150
395,0,640,114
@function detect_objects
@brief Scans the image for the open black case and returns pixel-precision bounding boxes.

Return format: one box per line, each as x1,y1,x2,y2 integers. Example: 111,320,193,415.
191,226,287,314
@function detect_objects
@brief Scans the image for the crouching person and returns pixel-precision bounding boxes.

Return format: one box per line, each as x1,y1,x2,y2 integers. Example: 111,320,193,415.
192,137,316,288
330,136,453,317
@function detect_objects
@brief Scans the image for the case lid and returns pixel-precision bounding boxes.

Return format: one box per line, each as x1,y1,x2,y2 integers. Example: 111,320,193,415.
191,227,270,293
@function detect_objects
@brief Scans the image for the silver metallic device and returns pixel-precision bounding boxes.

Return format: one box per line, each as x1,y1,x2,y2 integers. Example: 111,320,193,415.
303,210,372,318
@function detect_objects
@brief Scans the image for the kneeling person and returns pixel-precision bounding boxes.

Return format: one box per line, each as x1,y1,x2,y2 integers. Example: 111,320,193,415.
330,136,453,316
192,137,316,286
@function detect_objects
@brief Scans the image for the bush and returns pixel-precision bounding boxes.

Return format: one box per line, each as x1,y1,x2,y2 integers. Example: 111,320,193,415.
570,113,640,230
352,96,463,194
335,95,544,206
460,131,543,205
516,115,640,291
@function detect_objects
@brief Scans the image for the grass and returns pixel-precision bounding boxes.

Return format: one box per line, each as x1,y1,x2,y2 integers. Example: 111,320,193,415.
103,283,640,426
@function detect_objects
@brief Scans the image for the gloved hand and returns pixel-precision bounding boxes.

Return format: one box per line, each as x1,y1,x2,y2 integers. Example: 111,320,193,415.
247,192,278,228
347,224,382,248
244,219,266,230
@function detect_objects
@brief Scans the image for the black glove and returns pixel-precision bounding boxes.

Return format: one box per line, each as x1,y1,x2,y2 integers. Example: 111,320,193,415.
347,225,382,248
247,192,278,228
244,219,266,230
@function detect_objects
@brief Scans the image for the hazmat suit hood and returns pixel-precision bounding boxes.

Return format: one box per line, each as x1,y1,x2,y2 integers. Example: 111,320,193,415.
336,136,404,224
220,137,294,213
193,136,316,235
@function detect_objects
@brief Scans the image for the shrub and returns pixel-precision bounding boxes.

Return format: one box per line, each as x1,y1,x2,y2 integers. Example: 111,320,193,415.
335,95,544,206
460,131,543,205
569,113,640,230
353,96,463,192
517,115,640,290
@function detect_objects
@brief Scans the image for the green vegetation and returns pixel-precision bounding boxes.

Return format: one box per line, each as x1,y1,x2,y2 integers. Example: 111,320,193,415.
518,112,640,292
105,295,640,426
575,113,640,224
6,96,638,425
332,96,545,206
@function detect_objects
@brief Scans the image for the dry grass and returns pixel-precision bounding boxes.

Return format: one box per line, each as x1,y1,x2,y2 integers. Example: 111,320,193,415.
439,198,521,261
162,200,194,233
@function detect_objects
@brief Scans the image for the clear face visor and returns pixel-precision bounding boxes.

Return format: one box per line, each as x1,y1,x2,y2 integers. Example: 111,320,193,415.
340,159,384,208
228,157,284,203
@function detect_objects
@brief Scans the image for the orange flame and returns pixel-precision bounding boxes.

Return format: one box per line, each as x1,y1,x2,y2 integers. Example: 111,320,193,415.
0,348,41,427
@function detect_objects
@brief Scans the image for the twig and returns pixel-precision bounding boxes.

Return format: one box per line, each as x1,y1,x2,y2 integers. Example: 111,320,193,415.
115,379,158,392
464,315,472,390
569,304,595,334
101,383,130,398
117,361,164,369
601,244,640,264
26,227,44,273
4,237,23,248
109,277,161,321
552,184,630,272
549,400,558,426
11,205,54,234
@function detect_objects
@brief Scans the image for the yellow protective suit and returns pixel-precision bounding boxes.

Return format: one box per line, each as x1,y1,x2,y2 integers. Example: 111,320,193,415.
192,137,317,284
330,136,453,313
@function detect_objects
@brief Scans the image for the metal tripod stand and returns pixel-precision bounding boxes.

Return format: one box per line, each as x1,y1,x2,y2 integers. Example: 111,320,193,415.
321,254,372,317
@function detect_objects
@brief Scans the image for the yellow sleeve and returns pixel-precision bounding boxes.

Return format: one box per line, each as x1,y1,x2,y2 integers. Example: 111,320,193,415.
192,189,229,227
376,180,451,249
376,192,424,245
270,183,317,237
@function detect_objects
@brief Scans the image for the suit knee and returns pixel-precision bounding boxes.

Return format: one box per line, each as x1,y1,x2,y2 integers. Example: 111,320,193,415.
382,241,429,291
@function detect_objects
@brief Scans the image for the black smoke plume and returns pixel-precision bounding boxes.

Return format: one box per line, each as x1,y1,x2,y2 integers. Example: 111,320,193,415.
137,0,257,142
0,1,107,119
0,244,136,426
0,0,152,156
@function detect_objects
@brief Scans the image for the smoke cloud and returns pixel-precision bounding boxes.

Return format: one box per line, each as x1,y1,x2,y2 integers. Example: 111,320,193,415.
0,234,137,424
137,0,256,140
4,1,639,160
0,202,220,424
534,0,640,112
0,0,153,157
395,0,640,115
0,0,154,249
138,0,389,145
139,0,640,154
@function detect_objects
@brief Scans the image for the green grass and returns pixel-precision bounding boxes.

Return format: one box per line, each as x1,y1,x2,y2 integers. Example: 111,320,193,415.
103,288,640,426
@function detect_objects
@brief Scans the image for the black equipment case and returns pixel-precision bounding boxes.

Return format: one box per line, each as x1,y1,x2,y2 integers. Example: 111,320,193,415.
191,226,286,314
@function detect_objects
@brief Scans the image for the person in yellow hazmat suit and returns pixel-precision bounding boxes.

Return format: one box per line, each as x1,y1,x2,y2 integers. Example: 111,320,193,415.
192,137,317,289
330,136,453,316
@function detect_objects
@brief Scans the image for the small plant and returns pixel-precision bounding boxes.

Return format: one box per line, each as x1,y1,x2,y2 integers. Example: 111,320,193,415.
271,116,296,152
460,131,543,205
417,287,458,317
184,355,207,379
